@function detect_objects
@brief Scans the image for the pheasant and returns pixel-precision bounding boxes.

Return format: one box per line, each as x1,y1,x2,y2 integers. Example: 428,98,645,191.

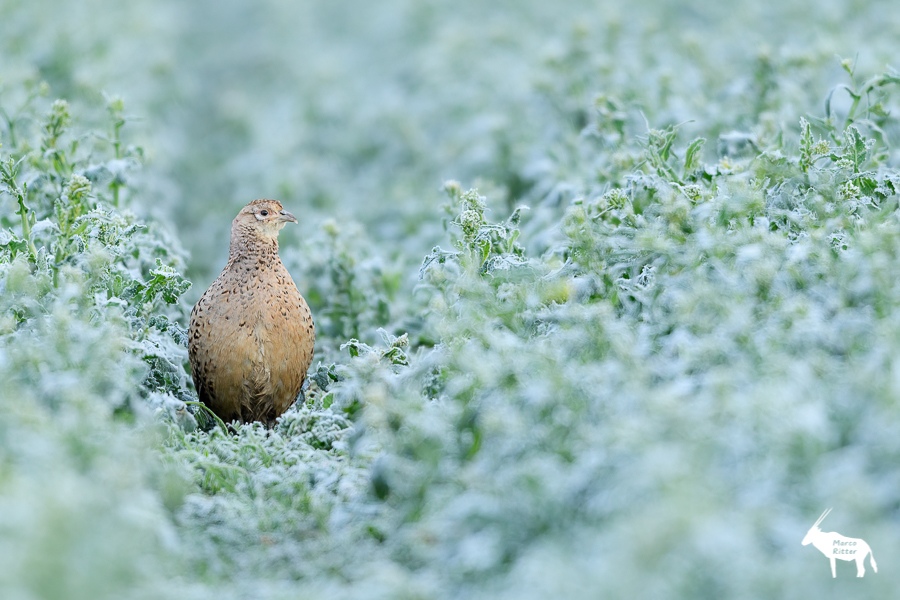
188,199,315,425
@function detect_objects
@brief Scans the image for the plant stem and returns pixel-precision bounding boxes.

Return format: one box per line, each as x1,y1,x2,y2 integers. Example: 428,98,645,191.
17,195,38,257
183,400,229,432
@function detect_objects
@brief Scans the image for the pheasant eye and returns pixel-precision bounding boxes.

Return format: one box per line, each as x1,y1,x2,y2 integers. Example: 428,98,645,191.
260,210,269,216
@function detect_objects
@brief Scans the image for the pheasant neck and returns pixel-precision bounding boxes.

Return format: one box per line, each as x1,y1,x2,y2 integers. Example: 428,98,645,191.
229,231,280,264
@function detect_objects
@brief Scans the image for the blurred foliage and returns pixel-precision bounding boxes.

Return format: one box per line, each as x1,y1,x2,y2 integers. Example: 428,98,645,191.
3,0,900,598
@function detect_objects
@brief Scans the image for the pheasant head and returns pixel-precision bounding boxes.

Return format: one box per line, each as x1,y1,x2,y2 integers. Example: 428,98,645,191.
229,199,298,256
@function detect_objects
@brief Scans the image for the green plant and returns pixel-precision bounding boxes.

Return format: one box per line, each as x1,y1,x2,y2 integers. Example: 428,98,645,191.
4,3,900,596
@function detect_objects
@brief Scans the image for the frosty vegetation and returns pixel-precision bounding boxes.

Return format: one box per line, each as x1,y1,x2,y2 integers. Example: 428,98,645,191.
2,1,900,598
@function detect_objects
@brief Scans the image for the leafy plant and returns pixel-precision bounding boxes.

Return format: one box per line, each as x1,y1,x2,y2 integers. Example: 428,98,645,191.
4,4,900,597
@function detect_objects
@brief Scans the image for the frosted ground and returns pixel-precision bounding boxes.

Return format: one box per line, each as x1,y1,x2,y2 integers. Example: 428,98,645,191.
2,0,900,597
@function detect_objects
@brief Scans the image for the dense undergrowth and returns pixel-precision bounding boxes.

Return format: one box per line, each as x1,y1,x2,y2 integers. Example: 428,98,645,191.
4,1,900,598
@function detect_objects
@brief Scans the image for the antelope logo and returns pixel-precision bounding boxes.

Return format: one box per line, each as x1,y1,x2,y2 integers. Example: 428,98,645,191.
802,509,877,578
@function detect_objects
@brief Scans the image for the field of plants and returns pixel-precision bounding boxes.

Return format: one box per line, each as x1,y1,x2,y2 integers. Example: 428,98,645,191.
2,0,900,597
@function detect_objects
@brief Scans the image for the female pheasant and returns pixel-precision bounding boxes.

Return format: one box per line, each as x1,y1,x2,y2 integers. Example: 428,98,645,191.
188,199,315,425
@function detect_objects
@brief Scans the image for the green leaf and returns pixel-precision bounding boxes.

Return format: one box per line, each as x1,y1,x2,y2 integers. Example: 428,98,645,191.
856,175,877,196
476,237,491,267
842,125,869,172
683,137,706,174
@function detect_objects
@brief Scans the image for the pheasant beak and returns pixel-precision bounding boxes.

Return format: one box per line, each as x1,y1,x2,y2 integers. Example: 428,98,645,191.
278,210,298,224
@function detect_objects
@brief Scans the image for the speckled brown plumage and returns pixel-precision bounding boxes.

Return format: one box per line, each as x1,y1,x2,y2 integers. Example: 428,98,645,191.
188,199,315,425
